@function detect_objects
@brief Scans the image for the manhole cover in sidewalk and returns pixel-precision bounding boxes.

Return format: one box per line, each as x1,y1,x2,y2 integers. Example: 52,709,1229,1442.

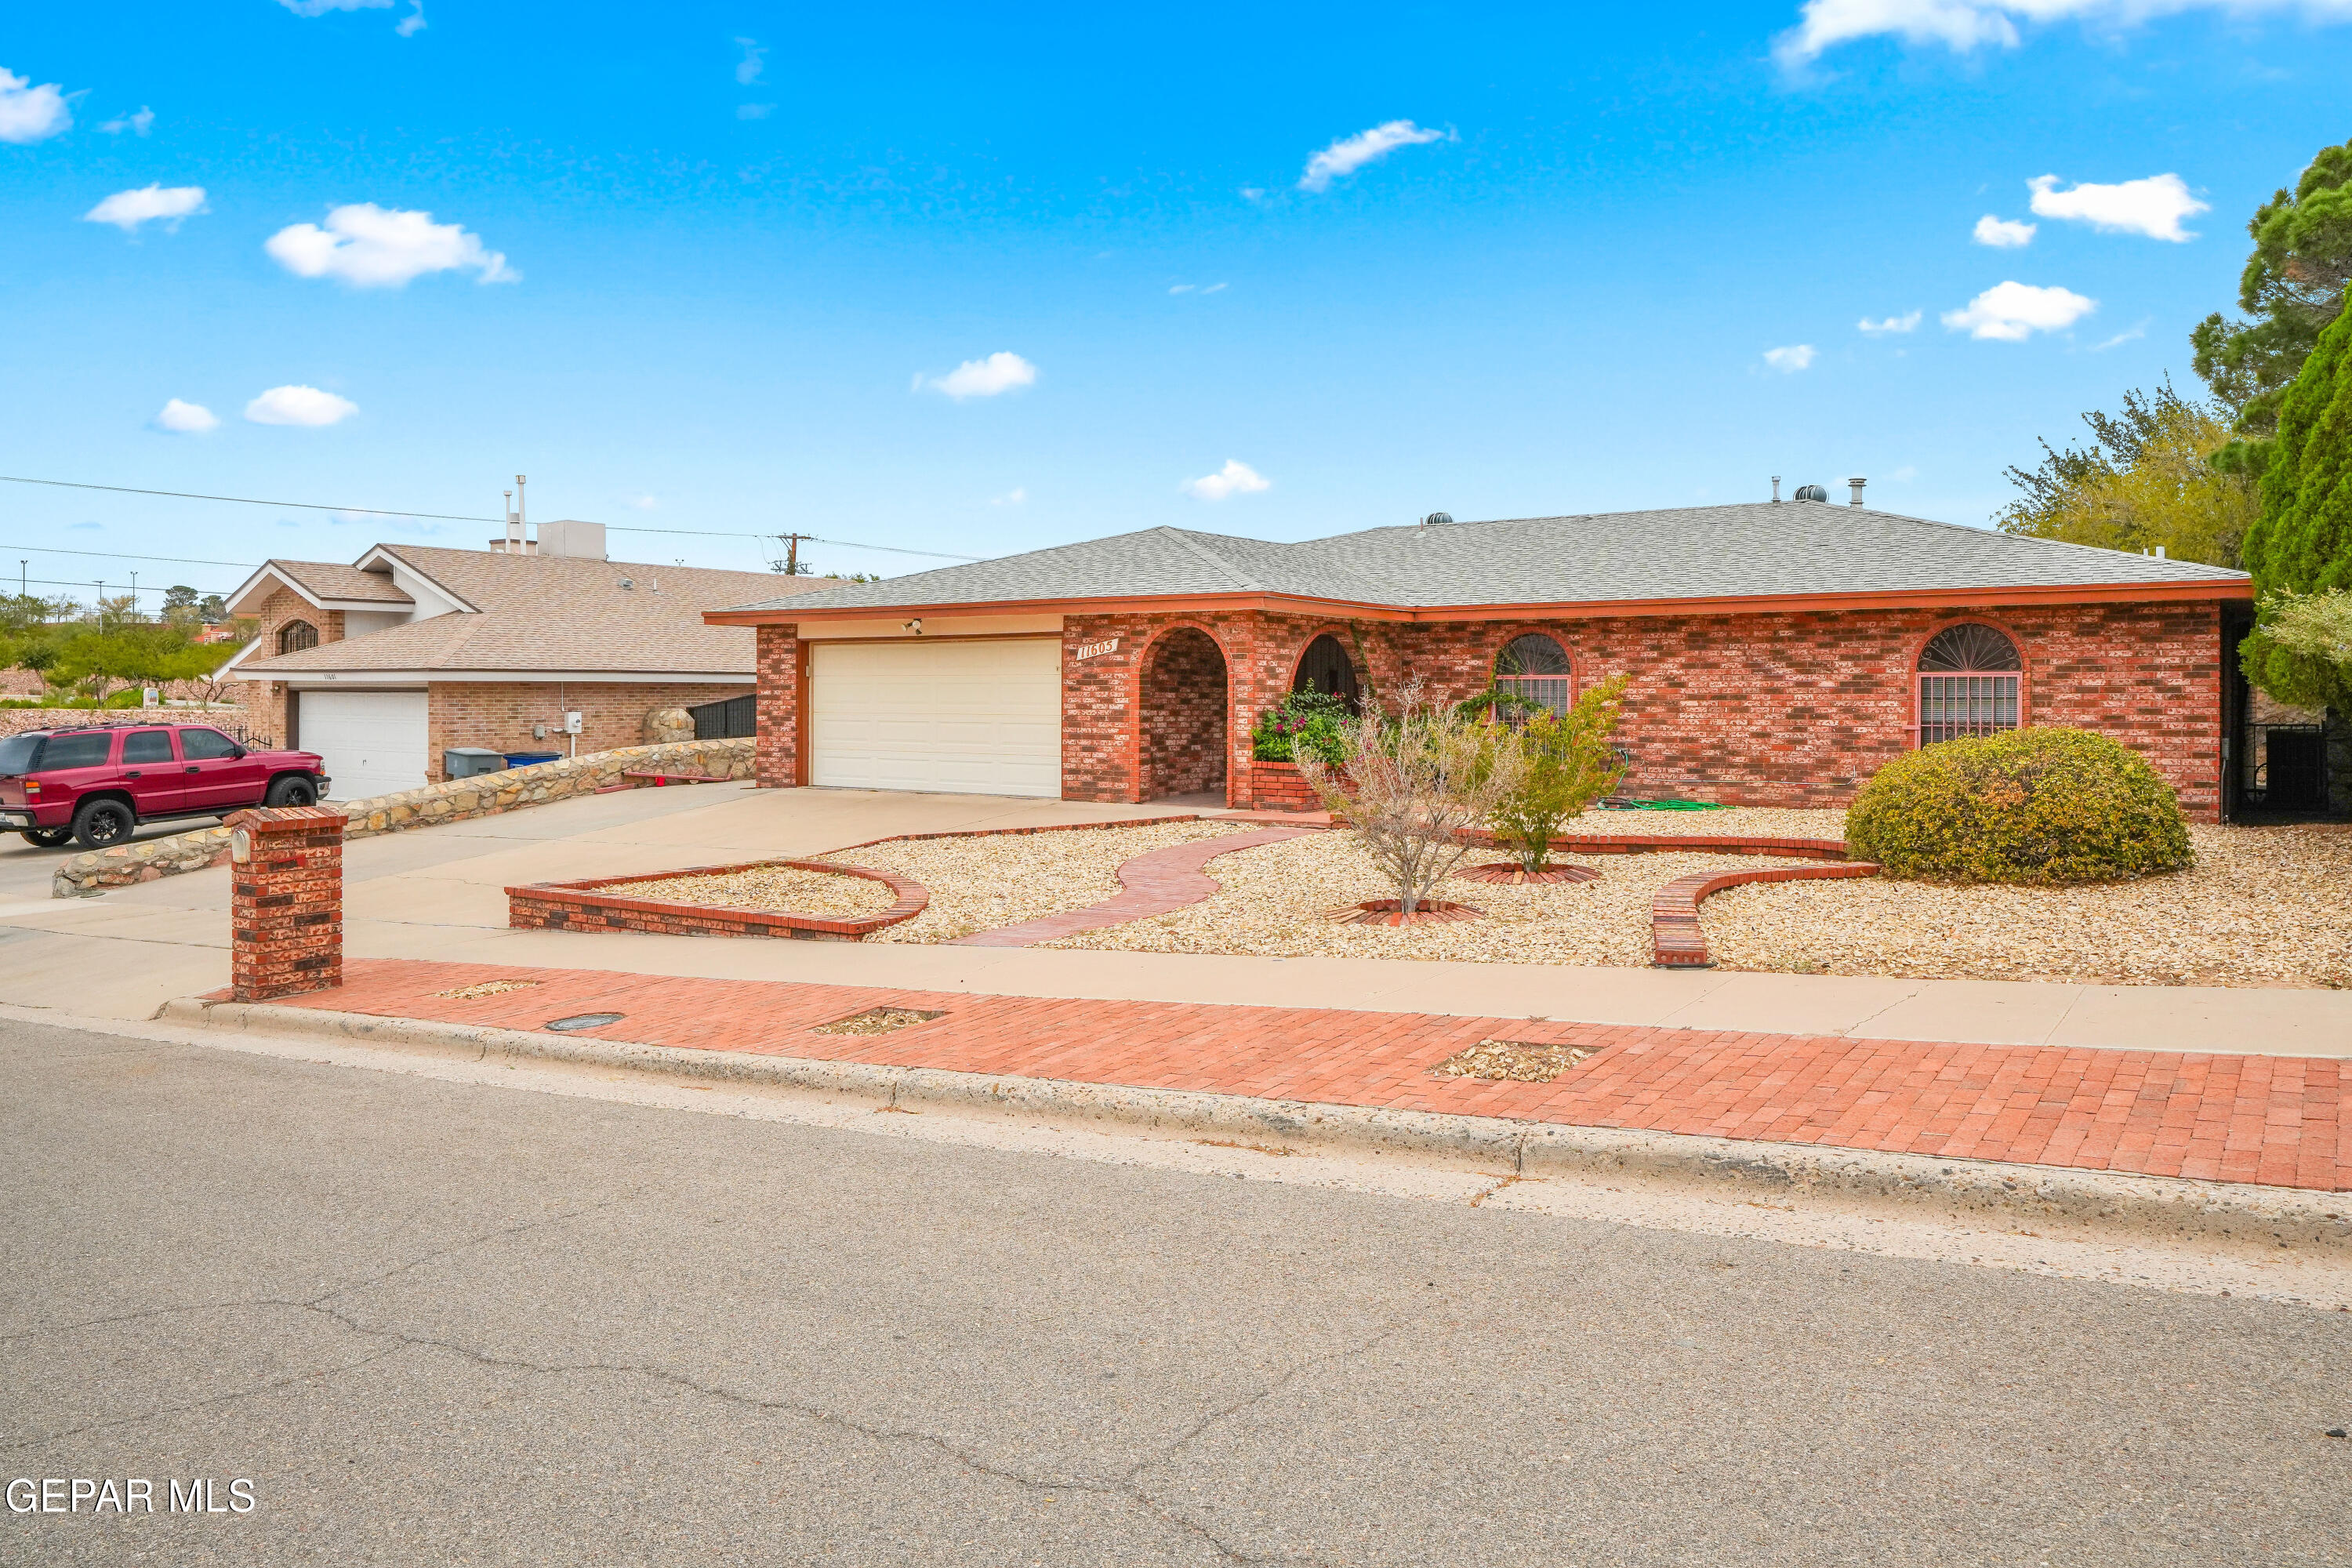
545,1013,626,1033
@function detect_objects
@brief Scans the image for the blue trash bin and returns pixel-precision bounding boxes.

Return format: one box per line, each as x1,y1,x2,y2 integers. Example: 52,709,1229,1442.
502,751,563,768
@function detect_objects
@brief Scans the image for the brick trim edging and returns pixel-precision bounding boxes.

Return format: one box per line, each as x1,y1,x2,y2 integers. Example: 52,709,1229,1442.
507,859,928,942
949,826,1311,947
1652,862,1881,968
818,813,1208,858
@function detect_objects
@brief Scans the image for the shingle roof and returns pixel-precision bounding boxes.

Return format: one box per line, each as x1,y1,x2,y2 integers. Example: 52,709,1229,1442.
717,503,2249,617
240,546,843,677
265,560,416,605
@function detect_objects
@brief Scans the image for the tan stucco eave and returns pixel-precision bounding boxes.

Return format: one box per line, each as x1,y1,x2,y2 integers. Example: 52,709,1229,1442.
703,577,2253,629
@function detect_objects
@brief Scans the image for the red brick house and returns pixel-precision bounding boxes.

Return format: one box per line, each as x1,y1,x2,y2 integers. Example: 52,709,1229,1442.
227,532,840,799
703,496,2258,821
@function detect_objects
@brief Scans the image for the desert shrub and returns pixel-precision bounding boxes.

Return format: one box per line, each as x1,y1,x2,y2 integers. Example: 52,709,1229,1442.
1250,690,1352,767
1295,680,1524,913
1489,674,1629,873
1846,728,2191,884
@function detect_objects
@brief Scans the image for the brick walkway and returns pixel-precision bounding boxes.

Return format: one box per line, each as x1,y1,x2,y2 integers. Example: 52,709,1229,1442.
952,826,1310,948
250,958,2350,1192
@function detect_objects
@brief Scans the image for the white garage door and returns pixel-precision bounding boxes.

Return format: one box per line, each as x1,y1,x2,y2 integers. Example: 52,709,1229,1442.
298,690,430,802
811,640,1062,797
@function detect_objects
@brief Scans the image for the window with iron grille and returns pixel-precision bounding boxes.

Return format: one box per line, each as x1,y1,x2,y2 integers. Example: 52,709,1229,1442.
1290,633,1360,709
1917,623,2020,745
1494,633,1572,717
278,619,319,655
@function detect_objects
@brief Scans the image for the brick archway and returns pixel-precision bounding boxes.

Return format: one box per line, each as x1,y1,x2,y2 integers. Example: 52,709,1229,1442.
1140,626,1229,800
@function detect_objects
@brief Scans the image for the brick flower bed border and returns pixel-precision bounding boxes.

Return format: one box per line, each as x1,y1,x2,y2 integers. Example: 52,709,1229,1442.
1652,862,1882,969
508,859,928,942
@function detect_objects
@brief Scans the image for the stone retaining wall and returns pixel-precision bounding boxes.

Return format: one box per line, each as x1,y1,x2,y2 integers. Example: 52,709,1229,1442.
50,739,753,898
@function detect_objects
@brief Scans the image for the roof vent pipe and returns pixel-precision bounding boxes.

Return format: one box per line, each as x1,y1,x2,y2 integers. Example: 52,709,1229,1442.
1770,476,1781,503
1794,484,1828,503
1848,477,1867,507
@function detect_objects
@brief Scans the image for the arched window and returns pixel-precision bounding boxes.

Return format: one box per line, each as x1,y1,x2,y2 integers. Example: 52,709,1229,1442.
1917,623,2020,744
1494,633,1572,717
278,619,319,655
1291,633,1360,709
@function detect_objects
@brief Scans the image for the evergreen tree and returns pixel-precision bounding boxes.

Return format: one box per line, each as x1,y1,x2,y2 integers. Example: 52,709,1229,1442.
2241,286,2352,597
2193,136,2352,441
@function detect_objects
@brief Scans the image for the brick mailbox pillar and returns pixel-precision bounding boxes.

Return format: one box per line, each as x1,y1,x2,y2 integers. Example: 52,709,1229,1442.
227,805,349,1002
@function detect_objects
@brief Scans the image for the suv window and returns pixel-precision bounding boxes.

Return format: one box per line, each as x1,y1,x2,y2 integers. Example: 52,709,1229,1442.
37,732,114,771
0,735,38,775
180,728,239,761
123,730,176,764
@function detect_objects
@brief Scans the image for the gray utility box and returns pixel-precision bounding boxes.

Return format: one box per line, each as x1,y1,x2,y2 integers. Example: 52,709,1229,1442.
443,747,510,780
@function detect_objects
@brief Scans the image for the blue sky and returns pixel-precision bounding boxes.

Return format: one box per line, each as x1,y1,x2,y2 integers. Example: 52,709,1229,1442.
2,2,2350,600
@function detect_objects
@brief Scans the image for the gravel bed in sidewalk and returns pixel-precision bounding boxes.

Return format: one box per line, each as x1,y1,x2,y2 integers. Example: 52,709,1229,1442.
1045,832,1810,966
597,866,901,920
837,818,1255,943
1704,823,2352,988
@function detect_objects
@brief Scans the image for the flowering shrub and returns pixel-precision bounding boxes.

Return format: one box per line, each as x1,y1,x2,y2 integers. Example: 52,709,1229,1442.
1250,691,1353,766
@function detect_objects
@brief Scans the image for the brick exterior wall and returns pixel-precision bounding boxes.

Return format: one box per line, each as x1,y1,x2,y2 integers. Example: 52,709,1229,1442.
1243,760,1323,812
425,681,746,781
755,625,800,788
227,804,346,1001
238,586,350,748
1140,626,1229,798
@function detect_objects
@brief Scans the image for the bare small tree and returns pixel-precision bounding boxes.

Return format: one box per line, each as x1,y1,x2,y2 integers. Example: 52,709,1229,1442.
1295,678,1524,915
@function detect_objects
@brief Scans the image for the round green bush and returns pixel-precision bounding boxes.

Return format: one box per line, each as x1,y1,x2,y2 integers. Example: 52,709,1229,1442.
1846,728,2192,884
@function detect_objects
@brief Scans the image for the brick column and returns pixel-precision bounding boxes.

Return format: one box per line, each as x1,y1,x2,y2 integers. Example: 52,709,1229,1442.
755,623,800,788
227,805,347,1002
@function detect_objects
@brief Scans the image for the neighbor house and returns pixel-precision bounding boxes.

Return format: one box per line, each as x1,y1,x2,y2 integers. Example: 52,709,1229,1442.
229,524,838,799
704,491,2268,821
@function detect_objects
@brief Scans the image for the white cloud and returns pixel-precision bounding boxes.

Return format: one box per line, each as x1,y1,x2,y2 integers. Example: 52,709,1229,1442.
1940,280,2096,340
1762,343,1817,372
278,0,392,15
1857,310,1922,334
2092,319,2151,350
2027,172,2208,241
1889,465,1919,481
98,106,154,136
265,203,516,287
245,385,360,426
735,37,768,85
916,351,1038,399
1973,214,2036,247
154,399,219,434
1778,0,2352,64
1168,281,1229,296
627,494,659,510
0,67,72,144
396,2,426,36
1182,459,1271,501
736,103,775,120
1240,186,1268,204
990,487,1027,506
1298,120,1448,193
84,184,208,233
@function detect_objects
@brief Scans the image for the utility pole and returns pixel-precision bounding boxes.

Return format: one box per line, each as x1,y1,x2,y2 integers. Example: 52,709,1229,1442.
772,532,815,575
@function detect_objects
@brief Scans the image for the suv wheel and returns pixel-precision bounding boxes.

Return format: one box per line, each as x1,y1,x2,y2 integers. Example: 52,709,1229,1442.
20,827,73,849
264,775,319,808
70,798,135,851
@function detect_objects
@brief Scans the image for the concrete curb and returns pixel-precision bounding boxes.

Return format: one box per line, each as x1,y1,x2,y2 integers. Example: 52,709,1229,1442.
159,996,2352,1254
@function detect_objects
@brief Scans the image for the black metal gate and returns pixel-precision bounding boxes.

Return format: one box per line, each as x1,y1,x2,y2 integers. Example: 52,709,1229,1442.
689,694,756,741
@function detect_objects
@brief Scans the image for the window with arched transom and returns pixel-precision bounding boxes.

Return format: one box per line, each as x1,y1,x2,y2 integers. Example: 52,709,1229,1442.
1291,633,1360,710
1917,623,2020,744
1494,633,1572,717
277,619,319,655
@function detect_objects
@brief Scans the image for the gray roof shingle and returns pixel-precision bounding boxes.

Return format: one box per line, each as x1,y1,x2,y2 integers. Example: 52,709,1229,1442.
717,503,2248,618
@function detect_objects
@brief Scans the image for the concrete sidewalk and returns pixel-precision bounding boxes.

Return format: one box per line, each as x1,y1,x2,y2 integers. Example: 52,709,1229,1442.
4,779,2347,1056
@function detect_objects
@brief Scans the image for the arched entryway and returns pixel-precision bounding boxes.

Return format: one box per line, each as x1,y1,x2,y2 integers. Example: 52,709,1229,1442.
1140,626,1229,800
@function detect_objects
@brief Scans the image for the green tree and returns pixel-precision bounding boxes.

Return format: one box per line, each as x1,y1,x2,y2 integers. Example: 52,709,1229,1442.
2240,592,2352,716
1488,675,1629,874
161,584,201,623
196,593,228,622
1994,381,2257,568
2192,136,2352,441
2240,285,2352,597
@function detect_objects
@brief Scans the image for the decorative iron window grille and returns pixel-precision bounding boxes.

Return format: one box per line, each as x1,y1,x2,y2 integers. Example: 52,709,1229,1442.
1916,623,2020,745
1290,633,1360,709
1494,633,1572,717
277,619,319,655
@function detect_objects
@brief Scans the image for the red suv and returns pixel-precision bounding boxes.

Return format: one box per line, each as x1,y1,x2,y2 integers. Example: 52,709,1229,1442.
0,724,331,850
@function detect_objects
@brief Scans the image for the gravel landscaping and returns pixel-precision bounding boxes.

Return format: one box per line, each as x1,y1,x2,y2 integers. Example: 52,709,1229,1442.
1045,830,1811,966
1705,823,2352,989
835,818,1254,943
597,866,902,920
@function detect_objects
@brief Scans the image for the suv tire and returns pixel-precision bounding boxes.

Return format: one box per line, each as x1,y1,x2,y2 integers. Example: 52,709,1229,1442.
70,797,135,851
264,775,319,808
20,826,73,848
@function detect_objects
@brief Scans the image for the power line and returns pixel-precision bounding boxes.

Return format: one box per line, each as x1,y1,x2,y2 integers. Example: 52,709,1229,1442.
0,474,984,561
0,543,260,569
9,575,231,599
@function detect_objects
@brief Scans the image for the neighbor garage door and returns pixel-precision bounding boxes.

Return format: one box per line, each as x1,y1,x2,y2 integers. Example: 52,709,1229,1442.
809,640,1062,797
298,689,430,802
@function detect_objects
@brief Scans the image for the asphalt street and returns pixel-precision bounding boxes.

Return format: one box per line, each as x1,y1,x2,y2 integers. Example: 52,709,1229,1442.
2,1014,2347,1566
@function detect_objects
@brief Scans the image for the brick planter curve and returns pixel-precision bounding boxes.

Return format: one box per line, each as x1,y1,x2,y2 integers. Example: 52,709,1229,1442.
1651,862,1880,969
507,859,928,942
